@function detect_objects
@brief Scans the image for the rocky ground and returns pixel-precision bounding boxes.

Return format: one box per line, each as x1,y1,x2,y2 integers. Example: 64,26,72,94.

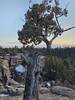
0,93,73,100
0,87,75,100
40,93,71,100
0,81,75,100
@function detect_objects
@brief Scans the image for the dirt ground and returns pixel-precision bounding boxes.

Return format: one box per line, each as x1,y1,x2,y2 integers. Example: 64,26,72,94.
39,93,71,100
0,93,73,100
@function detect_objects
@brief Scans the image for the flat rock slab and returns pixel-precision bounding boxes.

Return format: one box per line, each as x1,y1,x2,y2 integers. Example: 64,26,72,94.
40,93,70,100
39,87,50,94
0,93,70,100
51,86,75,98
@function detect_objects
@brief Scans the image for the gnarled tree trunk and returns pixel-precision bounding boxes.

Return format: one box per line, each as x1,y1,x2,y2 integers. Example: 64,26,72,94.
23,55,39,100
46,43,51,51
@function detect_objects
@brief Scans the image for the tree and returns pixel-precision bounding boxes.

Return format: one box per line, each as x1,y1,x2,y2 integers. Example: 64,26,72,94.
18,0,75,51
17,0,75,100
21,52,40,100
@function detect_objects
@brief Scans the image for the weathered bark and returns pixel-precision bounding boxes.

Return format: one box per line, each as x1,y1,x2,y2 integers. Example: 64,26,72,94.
23,55,39,100
33,72,39,100
41,36,52,51
46,35,58,51
23,65,34,100
1,66,7,86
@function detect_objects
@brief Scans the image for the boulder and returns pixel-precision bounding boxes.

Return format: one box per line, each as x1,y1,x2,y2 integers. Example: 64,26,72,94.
0,83,8,94
6,85,24,96
51,86,75,98
7,79,20,86
39,87,50,94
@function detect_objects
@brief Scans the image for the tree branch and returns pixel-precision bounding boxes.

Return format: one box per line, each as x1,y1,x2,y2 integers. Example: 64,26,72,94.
39,35,49,44
49,35,57,45
49,26,75,45
55,14,61,29
63,26,75,32
21,54,30,65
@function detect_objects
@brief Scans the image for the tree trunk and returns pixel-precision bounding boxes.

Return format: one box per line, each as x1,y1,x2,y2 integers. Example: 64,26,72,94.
46,43,51,51
47,44,51,51
46,37,55,51
33,72,39,100
23,56,39,100
23,65,34,100
42,36,52,51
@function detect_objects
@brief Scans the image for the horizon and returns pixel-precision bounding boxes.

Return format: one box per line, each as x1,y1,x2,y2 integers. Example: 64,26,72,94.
0,0,75,48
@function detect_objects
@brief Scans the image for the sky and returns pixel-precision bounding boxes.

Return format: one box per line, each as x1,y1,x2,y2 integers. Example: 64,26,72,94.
0,0,75,48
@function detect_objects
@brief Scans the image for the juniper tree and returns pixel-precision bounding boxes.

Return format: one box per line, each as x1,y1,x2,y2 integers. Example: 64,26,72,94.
18,0,75,100
18,0,75,51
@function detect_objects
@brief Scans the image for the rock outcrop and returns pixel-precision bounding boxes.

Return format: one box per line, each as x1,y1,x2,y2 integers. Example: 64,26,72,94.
39,87,50,94
6,85,24,96
51,86,75,98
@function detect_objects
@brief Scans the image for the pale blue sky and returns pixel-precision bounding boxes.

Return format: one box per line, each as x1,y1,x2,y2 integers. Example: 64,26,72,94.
0,0,75,47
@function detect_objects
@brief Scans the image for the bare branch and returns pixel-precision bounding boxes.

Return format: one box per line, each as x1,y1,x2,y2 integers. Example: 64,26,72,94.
55,14,61,29
55,0,59,6
49,26,75,45
63,26,75,32
54,0,61,29
21,54,30,65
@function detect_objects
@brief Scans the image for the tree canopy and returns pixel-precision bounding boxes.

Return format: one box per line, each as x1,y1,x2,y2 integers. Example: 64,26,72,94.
18,0,75,50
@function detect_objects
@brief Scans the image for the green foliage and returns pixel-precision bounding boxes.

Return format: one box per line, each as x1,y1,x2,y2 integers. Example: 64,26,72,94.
43,54,75,84
18,0,68,47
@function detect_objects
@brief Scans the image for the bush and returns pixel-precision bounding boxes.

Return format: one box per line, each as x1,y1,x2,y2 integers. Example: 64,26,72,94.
41,54,75,85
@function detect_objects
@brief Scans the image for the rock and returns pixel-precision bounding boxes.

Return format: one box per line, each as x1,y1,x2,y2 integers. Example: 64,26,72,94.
40,87,50,94
0,83,8,94
45,81,56,88
6,85,24,96
51,86,75,98
6,85,17,95
16,87,24,94
51,80,56,86
0,59,11,85
7,79,20,86
2,59,11,81
46,82,51,88
17,84,25,88
40,93,70,100
7,79,25,88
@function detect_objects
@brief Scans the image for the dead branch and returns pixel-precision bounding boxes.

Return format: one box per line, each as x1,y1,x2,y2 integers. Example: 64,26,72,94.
63,26,75,32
